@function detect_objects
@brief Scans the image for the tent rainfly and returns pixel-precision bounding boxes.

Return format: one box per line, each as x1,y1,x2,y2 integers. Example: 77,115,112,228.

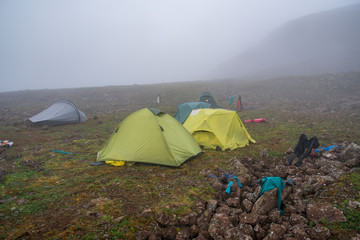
27,100,87,126
97,108,202,167
174,102,211,124
183,108,256,150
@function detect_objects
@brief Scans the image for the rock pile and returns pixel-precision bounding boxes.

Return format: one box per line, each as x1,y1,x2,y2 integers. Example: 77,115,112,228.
136,143,360,240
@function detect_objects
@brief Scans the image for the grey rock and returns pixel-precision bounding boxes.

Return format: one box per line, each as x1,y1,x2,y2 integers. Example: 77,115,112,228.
307,226,331,240
208,213,233,239
306,203,347,223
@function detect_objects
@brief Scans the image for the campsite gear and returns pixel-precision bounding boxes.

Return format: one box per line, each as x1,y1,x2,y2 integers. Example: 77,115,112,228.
238,96,244,110
288,134,320,166
245,118,268,123
258,177,285,214
105,160,125,167
27,100,87,126
90,161,106,166
225,181,234,194
285,178,295,186
97,108,202,167
208,172,242,194
314,145,341,153
224,172,243,194
51,149,73,155
0,140,13,148
229,96,234,105
174,102,211,124
183,108,255,150
208,173,220,181
223,172,242,188
199,92,220,108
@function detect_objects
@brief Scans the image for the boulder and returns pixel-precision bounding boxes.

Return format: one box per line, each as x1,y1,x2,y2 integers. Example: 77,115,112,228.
238,223,255,238
155,213,171,227
135,230,151,240
207,199,218,212
307,226,331,240
284,204,297,215
224,227,253,240
345,158,360,168
163,226,178,240
348,200,360,209
188,212,198,226
176,228,190,240
197,210,212,230
251,188,277,215
340,143,360,161
271,165,288,179
190,225,199,238
254,224,266,240
208,213,234,239
179,215,190,226
306,203,347,223
289,213,308,226
212,181,224,192
239,213,259,225
226,197,240,208
289,224,309,239
263,224,286,240
242,199,253,213
246,192,258,203
267,208,281,223
216,203,232,215
293,199,307,214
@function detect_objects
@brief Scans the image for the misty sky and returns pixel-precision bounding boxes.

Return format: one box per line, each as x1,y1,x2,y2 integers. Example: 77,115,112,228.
1,0,359,92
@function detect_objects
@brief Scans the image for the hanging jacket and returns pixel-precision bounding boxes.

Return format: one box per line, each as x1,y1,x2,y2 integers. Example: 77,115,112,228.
258,177,285,214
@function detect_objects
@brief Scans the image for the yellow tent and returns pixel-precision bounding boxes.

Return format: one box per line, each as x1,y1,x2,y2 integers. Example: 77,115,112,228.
183,109,255,150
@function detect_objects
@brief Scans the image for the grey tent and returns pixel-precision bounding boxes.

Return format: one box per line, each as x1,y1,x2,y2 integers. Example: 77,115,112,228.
199,92,220,108
174,102,211,124
27,100,87,126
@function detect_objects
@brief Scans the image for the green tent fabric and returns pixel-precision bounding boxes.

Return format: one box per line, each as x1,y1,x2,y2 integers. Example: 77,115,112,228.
97,108,202,167
174,102,211,124
258,177,285,214
199,92,220,108
183,108,255,151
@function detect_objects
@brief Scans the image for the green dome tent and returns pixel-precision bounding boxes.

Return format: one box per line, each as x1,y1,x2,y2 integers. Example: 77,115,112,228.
174,102,211,124
97,108,202,167
183,108,255,150
199,92,220,108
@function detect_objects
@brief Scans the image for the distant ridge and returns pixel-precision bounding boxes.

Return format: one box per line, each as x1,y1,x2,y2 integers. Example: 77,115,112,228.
216,4,360,78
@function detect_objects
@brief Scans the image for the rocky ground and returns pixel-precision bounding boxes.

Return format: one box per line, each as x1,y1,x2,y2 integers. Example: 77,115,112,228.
135,143,360,240
1,72,359,239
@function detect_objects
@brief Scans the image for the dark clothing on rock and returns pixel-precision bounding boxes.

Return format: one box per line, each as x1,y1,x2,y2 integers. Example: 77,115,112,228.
288,134,320,166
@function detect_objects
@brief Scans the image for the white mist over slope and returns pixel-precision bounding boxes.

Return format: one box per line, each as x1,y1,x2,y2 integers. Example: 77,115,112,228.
214,3,360,79
0,0,359,92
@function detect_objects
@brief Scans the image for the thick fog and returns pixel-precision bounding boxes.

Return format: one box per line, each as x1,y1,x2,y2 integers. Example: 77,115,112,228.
0,0,359,92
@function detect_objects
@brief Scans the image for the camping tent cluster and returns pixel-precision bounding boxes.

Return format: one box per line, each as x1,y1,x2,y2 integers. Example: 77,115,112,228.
97,92,255,167
27,92,254,167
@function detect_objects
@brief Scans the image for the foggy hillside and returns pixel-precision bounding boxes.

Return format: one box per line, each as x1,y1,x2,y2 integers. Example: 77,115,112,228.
216,4,360,78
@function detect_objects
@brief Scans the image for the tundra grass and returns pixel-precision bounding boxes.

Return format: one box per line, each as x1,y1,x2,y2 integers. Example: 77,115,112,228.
1,74,360,238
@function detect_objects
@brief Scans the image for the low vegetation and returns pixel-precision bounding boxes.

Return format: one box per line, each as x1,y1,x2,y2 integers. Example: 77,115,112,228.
0,72,359,239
